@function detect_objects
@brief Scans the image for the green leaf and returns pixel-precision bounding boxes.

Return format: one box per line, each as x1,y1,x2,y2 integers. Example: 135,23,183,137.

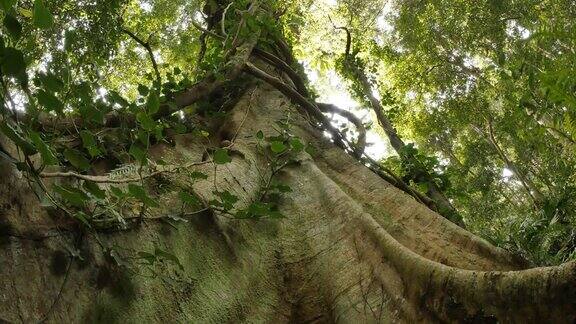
305,144,317,156
289,138,304,152
147,90,160,114
267,210,285,219
29,131,57,165
213,148,231,164
53,184,89,207
18,8,32,18
136,129,149,146
3,14,21,40
39,73,64,92
108,90,128,107
137,251,156,265
256,130,264,140
188,171,208,180
136,112,156,131
33,0,54,29
137,84,149,96
129,144,147,164
416,182,429,193
217,190,239,204
270,141,287,153
210,190,238,210
179,191,199,205
78,104,104,125
273,183,292,193
63,149,90,171
154,247,184,270
109,186,125,198
83,181,106,200
0,0,16,11
36,90,64,114
235,202,267,219
80,130,102,158
1,47,26,81
128,184,159,208
0,123,36,155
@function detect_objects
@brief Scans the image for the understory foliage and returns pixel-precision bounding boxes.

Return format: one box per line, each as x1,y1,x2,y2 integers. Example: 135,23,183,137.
0,0,574,282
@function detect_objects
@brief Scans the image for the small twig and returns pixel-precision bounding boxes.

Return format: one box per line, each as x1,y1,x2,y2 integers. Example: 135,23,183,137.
221,3,234,37
191,20,223,40
37,255,72,323
228,87,256,147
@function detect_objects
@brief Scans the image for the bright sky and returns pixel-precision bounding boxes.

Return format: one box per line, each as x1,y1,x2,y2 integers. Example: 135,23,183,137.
305,65,392,160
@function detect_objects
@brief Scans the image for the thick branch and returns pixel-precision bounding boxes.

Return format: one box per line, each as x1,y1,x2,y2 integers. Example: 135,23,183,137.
337,26,352,58
329,17,352,58
243,62,347,149
243,62,432,206
253,48,310,97
317,103,366,158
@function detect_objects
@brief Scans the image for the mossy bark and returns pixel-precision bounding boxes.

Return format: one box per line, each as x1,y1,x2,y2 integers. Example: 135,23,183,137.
1,77,575,323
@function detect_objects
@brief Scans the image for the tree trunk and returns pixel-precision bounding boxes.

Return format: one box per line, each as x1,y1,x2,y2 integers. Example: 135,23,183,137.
1,76,575,323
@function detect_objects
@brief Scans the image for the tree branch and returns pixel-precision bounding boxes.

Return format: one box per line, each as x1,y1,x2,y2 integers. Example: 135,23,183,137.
40,160,211,183
221,3,234,37
243,62,348,149
485,119,543,205
253,48,310,97
121,28,161,86
317,103,366,158
328,16,352,58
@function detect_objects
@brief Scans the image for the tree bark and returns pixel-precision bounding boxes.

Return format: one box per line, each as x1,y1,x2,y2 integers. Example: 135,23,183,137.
1,75,575,323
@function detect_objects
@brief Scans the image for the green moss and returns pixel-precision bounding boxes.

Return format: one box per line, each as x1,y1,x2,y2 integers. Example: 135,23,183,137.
83,298,122,324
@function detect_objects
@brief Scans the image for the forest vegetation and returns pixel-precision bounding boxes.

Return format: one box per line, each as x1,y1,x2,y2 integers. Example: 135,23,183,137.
0,0,575,322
